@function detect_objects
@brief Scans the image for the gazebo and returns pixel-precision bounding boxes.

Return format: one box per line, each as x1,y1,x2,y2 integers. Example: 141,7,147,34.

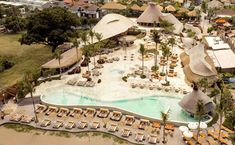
179,83,215,116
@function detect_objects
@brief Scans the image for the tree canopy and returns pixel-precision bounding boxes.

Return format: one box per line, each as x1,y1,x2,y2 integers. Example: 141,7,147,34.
4,16,26,33
21,7,80,52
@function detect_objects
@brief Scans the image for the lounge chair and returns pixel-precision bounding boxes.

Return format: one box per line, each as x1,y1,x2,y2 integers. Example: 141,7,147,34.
21,115,34,123
152,121,161,129
66,79,77,85
84,108,96,117
76,81,87,86
125,115,135,126
97,108,109,118
65,121,75,129
207,138,219,145
121,128,131,138
90,121,100,129
57,108,70,117
135,132,145,142
35,104,47,114
78,121,88,129
69,108,83,117
53,120,64,129
222,126,234,134
148,134,159,144
165,123,174,131
108,124,118,132
9,114,23,122
138,119,150,130
40,119,51,127
110,111,122,121
45,106,58,116
85,81,95,87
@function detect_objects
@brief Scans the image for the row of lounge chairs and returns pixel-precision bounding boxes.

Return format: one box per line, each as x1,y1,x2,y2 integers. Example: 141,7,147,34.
67,79,96,87
9,113,34,123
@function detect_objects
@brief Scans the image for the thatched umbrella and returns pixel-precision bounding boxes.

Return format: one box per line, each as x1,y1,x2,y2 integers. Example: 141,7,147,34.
179,83,215,115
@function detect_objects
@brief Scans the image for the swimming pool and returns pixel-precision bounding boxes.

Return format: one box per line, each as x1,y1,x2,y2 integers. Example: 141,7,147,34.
41,87,198,123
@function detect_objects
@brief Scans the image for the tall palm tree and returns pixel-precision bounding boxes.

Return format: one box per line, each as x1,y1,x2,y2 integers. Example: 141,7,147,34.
89,29,94,44
216,83,233,143
151,30,160,69
81,31,88,46
54,49,62,75
139,44,145,75
82,45,92,71
23,72,38,123
195,100,205,141
161,110,170,144
73,39,80,63
95,33,103,59
168,37,175,52
161,42,171,82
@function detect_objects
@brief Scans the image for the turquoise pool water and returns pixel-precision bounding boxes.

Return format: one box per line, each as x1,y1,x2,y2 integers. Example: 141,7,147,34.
41,89,197,123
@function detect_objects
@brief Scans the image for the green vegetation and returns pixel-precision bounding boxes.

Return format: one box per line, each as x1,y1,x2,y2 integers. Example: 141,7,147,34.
21,7,79,52
0,33,52,88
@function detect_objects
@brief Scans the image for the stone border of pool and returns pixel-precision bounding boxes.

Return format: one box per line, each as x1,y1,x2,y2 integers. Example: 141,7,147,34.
40,96,213,126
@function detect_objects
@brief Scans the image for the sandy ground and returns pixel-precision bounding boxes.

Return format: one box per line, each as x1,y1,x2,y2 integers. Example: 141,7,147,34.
0,126,132,145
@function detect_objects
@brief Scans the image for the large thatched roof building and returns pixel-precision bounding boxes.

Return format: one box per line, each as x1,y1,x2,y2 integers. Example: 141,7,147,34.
179,84,215,115
136,3,183,34
93,13,136,40
137,3,163,24
180,43,217,83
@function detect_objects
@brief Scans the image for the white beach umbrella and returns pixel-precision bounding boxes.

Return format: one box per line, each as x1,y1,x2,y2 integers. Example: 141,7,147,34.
199,122,207,129
179,126,188,132
183,130,193,138
188,122,198,130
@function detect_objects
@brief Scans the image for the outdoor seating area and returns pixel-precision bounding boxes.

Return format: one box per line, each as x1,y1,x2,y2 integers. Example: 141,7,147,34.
1,104,185,144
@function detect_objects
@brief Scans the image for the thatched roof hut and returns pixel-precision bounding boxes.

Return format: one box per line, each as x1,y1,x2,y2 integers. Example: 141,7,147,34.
101,2,126,10
137,3,163,24
178,8,189,14
180,43,217,83
131,4,142,11
179,84,215,115
165,5,176,12
41,48,82,69
188,10,197,17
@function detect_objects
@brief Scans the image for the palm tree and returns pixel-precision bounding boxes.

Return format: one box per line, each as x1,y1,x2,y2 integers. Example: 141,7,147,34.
54,49,62,75
81,31,88,46
23,72,38,123
168,37,175,52
161,42,171,82
216,83,233,143
82,45,92,71
89,29,94,44
95,33,103,59
195,100,205,141
161,110,170,144
197,77,209,92
73,39,80,63
151,30,160,69
139,44,145,75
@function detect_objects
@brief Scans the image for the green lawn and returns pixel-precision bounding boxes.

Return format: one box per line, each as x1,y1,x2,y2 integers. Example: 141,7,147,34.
0,33,53,88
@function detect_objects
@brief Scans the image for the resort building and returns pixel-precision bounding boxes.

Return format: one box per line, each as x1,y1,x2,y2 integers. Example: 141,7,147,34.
136,3,183,34
180,43,217,83
204,36,235,73
92,13,136,40
179,84,215,117
101,2,126,13
207,0,223,9
41,48,82,73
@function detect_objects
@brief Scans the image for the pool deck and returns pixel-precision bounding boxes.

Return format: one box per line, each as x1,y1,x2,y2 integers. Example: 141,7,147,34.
0,100,233,145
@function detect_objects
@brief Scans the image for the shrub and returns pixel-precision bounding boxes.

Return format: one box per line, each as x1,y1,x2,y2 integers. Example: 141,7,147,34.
151,66,159,71
160,72,165,76
223,118,235,130
122,76,128,82
140,74,146,79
